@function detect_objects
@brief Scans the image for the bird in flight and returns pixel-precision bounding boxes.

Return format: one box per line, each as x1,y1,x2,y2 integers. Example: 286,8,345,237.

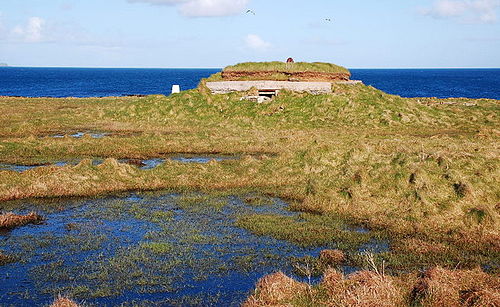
325,18,332,22
246,9,256,15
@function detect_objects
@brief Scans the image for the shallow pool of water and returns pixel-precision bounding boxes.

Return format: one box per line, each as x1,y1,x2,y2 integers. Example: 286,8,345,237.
0,163,40,172
170,155,239,164
1,155,242,173
0,192,389,306
51,132,109,139
0,193,313,306
0,160,104,173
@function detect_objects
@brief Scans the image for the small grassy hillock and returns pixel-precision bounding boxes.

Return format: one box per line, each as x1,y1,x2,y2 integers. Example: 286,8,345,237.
206,61,351,82
224,61,350,74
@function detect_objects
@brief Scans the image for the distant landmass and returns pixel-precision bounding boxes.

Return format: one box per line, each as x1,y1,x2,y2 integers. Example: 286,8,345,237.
0,63,9,67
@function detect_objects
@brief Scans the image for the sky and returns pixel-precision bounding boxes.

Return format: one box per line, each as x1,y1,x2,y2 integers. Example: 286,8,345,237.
0,0,499,68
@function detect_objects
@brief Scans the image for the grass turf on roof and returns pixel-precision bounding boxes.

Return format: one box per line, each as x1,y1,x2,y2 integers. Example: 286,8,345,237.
223,61,350,74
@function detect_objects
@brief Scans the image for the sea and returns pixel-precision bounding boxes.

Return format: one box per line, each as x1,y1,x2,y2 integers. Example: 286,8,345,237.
0,67,499,99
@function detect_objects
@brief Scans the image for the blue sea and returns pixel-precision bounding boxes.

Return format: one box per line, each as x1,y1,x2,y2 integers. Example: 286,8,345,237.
0,67,499,99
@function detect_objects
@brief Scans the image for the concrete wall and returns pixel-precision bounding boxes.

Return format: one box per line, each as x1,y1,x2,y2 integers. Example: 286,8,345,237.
206,81,332,95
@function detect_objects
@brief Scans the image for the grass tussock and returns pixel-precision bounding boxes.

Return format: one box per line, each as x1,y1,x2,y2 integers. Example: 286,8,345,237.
320,269,406,307
0,211,44,229
245,266,499,307
243,272,308,307
50,296,80,307
412,266,500,307
0,251,14,265
319,249,346,265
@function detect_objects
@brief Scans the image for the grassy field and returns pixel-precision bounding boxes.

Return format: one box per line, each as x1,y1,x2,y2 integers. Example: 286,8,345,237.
0,80,499,305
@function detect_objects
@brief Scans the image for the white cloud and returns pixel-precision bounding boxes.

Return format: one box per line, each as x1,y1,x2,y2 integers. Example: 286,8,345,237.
244,34,271,51
180,0,248,17
421,0,500,23
12,17,46,42
128,0,249,17
1,16,122,49
128,0,188,4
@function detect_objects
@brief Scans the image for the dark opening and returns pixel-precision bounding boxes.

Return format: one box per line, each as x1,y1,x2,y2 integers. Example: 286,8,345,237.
258,89,278,99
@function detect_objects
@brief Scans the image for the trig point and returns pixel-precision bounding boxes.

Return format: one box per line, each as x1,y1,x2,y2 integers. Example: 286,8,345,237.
171,84,180,94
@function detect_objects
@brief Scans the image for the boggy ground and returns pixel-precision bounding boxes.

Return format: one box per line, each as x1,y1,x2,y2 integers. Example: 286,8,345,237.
0,82,499,305
4,191,365,306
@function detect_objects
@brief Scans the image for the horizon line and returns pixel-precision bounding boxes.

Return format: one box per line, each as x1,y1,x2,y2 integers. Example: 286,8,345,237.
2,65,500,70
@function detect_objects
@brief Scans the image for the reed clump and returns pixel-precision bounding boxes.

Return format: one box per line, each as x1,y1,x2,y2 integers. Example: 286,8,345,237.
0,211,44,229
319,249,346,265
50,296,80,307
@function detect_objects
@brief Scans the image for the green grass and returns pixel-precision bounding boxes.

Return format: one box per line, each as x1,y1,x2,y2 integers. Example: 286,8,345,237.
223,61,350,74
140,242,173,254
235,213,372,248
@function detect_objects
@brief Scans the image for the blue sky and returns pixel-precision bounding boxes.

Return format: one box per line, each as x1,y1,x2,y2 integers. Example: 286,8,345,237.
0,0,499,68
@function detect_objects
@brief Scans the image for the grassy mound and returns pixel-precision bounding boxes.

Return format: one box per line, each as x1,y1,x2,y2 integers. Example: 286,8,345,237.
224,61,350,74
206,61,351,82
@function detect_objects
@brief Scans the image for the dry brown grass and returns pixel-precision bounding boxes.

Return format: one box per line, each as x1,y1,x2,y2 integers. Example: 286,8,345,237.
320,269,406,307
50,296,80,307
412,266,500,307
319,249,346,265
0,212,44,229
393,238,449,255
243,272,308,306
245,267,499,307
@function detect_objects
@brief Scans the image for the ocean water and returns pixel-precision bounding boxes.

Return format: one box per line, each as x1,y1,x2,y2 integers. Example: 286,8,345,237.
350,69,500,100
0,67,219,98
0,67,499,99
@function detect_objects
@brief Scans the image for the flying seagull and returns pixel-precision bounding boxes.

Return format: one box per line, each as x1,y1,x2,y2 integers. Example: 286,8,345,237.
246,9,256,15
